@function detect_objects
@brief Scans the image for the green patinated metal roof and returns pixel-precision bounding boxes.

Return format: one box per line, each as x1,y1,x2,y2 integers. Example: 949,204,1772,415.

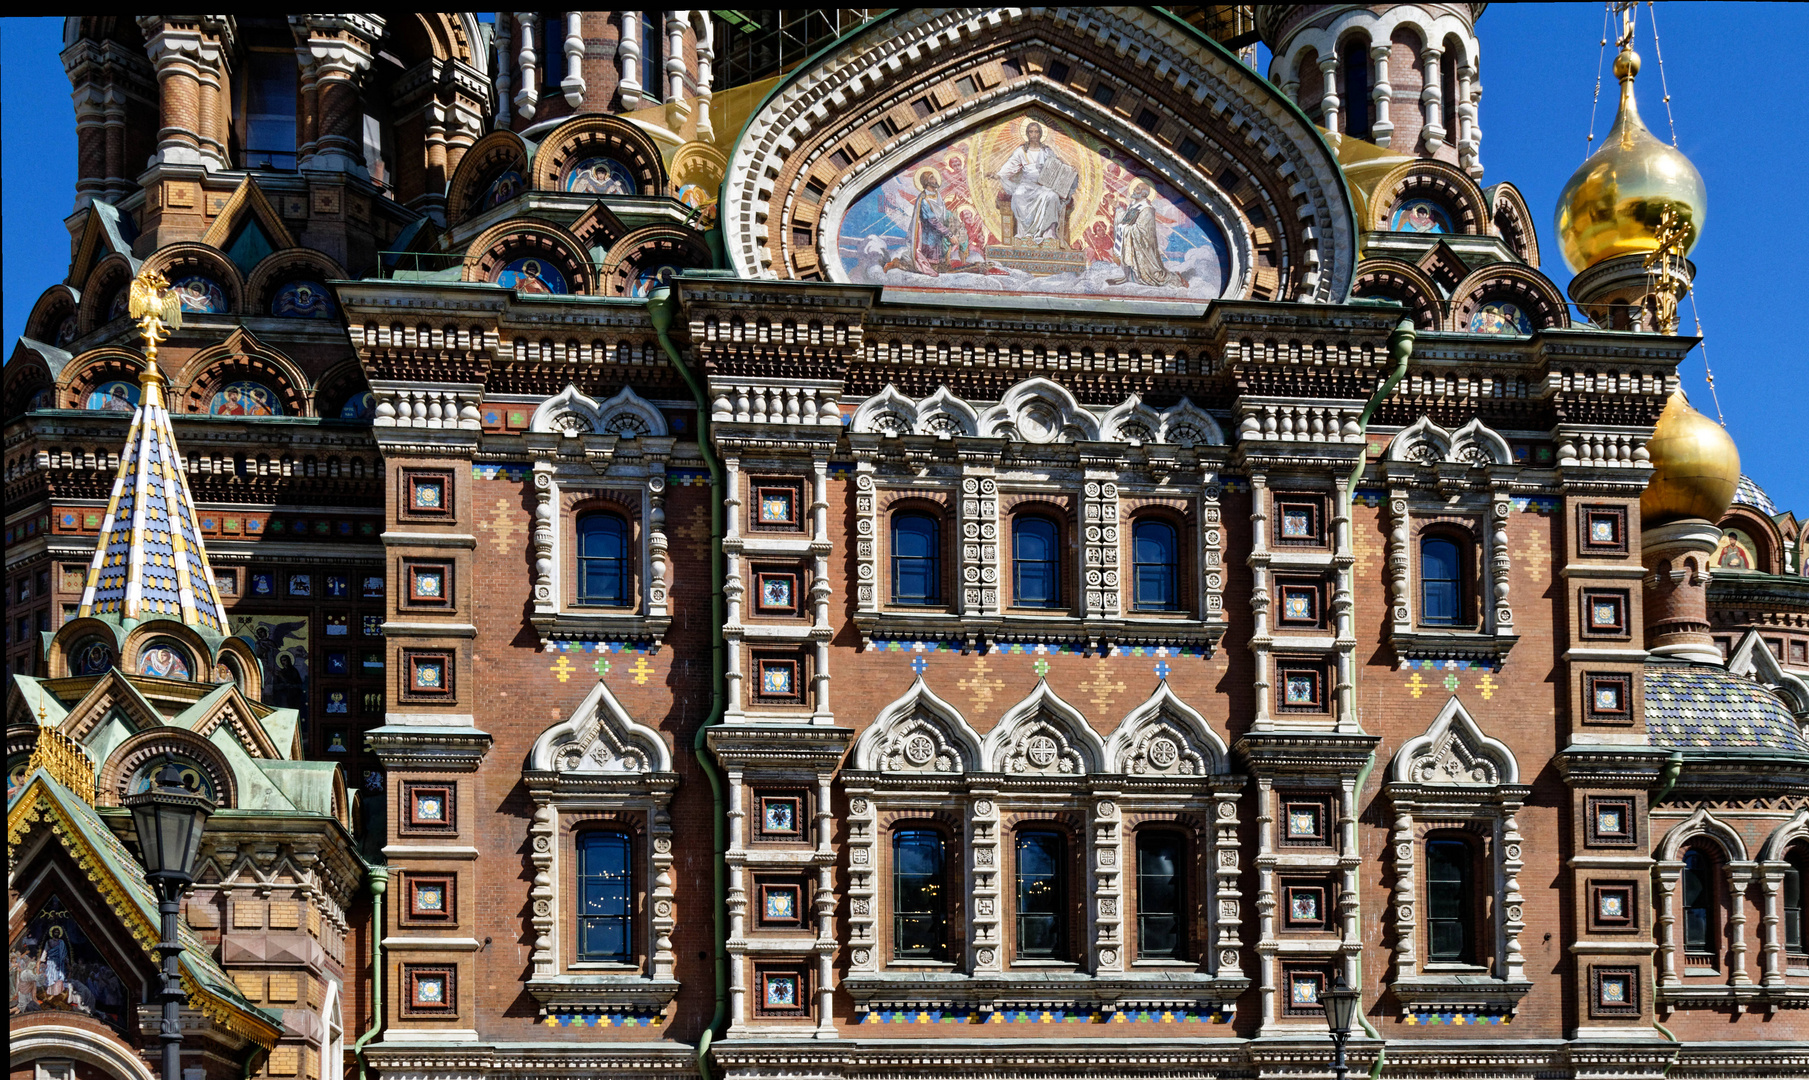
1645,662,1809,755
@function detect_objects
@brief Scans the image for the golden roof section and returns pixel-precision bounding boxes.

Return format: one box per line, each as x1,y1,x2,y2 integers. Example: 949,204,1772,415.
1642,391,1741,526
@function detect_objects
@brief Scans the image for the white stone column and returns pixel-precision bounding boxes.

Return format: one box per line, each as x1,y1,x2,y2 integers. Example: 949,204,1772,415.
492,15,512,127
1489,488,1514,634
1249,474,1273,731
1728,862,1756,986
618,11,645,107
725,768,748,1033
561,12,585,107
1318,55,1342,142
513,12,540,118
811,458,833,724
969,794,1003,974
1420,46,1445,153
1092,795,1124,973
1213,790,1244,979
1501,798,1527,982
1369,43,1394,146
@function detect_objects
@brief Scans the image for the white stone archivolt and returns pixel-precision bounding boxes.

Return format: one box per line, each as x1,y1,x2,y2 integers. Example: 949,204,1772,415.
529,678,672,774
1103,681,1228,776
851,676,984,774
1386,416,1512,468
530,383,669,438
976,378,1101,444
983,679,1106,776
852,381,1224,448
1390,696,1519,786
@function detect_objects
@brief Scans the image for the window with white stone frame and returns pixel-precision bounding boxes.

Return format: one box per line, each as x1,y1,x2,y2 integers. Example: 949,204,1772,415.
1653,807,1754,1003
1383,696,1531,1019
524,679,680,1017
840,678,1246,1018
1381,417,1518,665
524,384,677,648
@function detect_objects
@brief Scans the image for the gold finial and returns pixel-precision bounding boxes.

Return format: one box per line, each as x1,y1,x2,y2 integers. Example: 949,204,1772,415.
1642,205,1689,334
128,268,182,378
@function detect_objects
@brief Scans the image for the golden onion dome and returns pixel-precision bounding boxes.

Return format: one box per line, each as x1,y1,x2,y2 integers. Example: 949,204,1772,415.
1641,391,1741,526
1555,46,1707,273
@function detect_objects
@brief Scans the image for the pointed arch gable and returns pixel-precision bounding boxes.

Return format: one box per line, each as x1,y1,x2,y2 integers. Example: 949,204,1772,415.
1760,808,1809,863
529,678,672,773
977,377,1101,443
57,668,159,742
529,383,668,438
200,178,298,253
849,384,919,436
1386,415,1453,464
1390,696,1520,786
851,676,984,773
1727,630,1809,719
176,326,309,416
1660,806,1749,862
725,7,1353,303
1104,681,1228,776
983,679,1105,776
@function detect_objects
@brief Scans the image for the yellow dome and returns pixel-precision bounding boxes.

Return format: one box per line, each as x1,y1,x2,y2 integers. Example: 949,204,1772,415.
1555,47,1706,274
1641,391,1740,526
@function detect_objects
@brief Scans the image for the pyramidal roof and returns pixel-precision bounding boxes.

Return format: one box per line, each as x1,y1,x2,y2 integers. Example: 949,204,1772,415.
77,365,227,633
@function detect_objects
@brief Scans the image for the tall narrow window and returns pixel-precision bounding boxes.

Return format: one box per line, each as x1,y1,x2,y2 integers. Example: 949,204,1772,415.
577,831,632,963
1013,516,1061,608
1136,832,1185,959
641,10,663,102
1785,859,1804,954
1420,537,1463,626
1682,849,1714,955
1015,831,1066,959
890,513,941,605
577,513,632,606
893,830,947,960
1340,40,1371,139
1132,519,1179,612
1426,838,1472,963
240,51,298,169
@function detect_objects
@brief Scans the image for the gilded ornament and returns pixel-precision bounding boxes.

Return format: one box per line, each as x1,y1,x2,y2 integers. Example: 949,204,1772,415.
1641,391,1741,525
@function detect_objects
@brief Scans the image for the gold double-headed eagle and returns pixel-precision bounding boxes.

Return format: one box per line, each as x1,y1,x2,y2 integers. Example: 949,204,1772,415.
128,267,183,364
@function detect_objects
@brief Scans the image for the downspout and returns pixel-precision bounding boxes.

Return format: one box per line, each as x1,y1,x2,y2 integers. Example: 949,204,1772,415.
352,866,388,1080
647,285,729,1076
1346,317,1415,1079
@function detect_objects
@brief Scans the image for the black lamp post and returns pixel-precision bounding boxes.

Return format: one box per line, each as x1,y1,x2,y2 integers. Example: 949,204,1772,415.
1322,970,1359,1080
124,756,215,1080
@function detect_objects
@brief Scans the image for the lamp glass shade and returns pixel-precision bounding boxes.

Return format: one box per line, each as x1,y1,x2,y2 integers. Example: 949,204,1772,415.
124,760,214,881
1323,971,1359,1036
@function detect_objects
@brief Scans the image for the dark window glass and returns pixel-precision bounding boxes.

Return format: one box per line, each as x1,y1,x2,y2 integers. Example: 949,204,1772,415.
577,513,631,606
541,13,565,87
1683,849,1713,953
1136,832,1184,959
1786,864,1804,953
241,51,297,168
1427,839,1471,963
891,514,941,605
893,830,947,959
1133,519,1178,611
1013,517,1061,608
1341,41,1371,139
642,11,663,102
1421,538,1462,626
1016,831,1065,959
578,831,632,962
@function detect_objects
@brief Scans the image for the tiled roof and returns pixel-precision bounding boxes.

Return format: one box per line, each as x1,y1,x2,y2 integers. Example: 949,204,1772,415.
76,371,226,632
1645,662,1807,754
1734,473,1779,516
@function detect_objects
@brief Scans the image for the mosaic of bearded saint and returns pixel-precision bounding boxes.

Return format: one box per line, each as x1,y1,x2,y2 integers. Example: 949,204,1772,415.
836,110,1231,302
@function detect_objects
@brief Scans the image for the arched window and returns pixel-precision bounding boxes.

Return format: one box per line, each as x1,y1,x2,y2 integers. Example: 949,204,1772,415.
893,829,947,960
577,831,633,963
1015,830,1066,959
1420,536,1464,627
577,513,632,607
1785,853,1806,956
1132,519,1179,612
1012,516,1061,608
1340,39,1372,139
890,513,941,605
1682,848,1716,957
1426,837,1473,963
1136,831,1185,960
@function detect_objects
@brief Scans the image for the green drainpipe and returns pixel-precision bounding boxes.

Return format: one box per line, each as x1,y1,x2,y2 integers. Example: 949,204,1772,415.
352,866,388,1080
1345,317,1416,1078
647,285,729,1077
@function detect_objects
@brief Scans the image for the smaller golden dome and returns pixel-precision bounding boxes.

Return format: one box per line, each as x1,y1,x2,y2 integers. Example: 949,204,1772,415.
1641,391,1740,526
1555,47,1707,273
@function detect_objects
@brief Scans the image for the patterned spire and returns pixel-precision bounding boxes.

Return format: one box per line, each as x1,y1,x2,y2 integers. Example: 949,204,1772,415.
77,271,226,633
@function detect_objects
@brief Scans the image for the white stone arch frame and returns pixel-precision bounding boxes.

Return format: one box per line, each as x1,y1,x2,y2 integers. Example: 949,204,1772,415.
1756,808,1809,987
1270,5,1481,169
975,377,1102,445
529,678,673,774
320,976,344,1079
848,383,983,439
524,679,681,1011
1104,680,1228,777
1386,416,1511,469
983,679,1106,776
810,81,1254,304
530,383,669,439
1383,696,1530,997
1728,629,1809,718
9,1024,158,1080
1655,806,1756,989
851,676,985,774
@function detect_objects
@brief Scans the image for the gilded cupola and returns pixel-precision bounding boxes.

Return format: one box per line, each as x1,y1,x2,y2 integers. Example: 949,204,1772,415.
1555,43,1706,274
1641,391,1741,526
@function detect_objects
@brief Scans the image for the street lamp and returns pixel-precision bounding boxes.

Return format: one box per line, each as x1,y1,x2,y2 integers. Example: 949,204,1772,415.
124,756,216,1080
1322,970,1359,1080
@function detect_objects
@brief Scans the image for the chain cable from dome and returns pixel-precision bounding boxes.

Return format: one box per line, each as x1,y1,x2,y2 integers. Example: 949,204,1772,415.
1585,2,1613,162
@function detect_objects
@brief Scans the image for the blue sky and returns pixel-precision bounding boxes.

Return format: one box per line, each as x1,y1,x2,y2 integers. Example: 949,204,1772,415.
5,7,1805,512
